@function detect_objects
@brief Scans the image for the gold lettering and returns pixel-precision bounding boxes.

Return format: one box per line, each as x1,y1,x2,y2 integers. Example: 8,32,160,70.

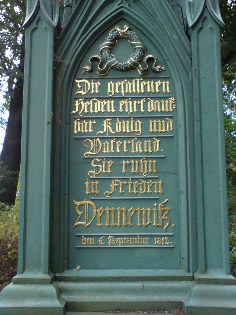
71,98,115,116
122,159,158,176
140,179,147,194
81,236,95,245
73,200,96,227
88,158,114,177
107,236,150,246
96,207,104,227
155,180,164,194
83,138,161,157
147,97,176,113
142,208,152,227
149,118,174,133
75,79,100,95
83,138,102,157
137,207,142,227
159,199,172,231
104,179,119,197
153,199,172,231
105,207,116,227
97,118,142,136
128,207,136,227
115,207,129,227
119,98,146,115
73,200,172,230
104,178,163,196
106,79,171,96
85,180,99,195
74,119,96,134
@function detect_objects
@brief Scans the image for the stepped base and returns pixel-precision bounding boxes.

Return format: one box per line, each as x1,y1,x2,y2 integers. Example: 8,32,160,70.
59,279,236,315
1,278,236,315
66,313,174,315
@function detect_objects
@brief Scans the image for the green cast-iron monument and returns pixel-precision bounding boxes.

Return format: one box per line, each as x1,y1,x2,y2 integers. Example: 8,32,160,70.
1,0,236,314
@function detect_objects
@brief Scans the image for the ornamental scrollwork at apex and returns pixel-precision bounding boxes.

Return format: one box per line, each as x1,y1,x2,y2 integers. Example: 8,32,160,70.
83,25,165,76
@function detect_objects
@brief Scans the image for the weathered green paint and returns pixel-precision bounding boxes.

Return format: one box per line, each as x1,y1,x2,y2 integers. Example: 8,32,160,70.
52,0,193,276
0,1,235,314
190,10,229,276
0,0,65,314
16,1,56,279
0,284,64,315
69,45,180,269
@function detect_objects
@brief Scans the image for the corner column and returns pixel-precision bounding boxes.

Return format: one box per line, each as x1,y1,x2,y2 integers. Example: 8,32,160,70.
0,1,65,314
185,1,236,313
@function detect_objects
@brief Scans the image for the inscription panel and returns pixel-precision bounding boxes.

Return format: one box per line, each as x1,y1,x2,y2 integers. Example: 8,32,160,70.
68,26,180,269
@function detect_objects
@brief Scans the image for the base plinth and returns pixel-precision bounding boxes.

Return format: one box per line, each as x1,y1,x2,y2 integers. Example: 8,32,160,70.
0,283,65,315
185,283,236,315
1,278,236,315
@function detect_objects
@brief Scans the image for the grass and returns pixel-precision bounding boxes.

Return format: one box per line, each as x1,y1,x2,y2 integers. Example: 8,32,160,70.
0,200,19,292
229,199,236,277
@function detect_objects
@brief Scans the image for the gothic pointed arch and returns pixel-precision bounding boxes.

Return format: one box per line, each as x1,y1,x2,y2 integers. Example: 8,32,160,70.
25,0,59,27
56,0,191,92
60,0,187,30
52,0,194,274
185,0,223,28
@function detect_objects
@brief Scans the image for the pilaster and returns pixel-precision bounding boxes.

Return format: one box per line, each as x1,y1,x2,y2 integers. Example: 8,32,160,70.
184,1,236,313
0,0,65,314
